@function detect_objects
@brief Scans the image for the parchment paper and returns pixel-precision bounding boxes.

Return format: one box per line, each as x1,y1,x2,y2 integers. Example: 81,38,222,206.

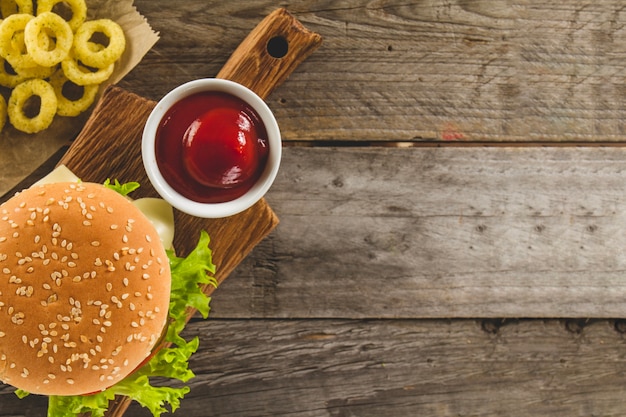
0,0,159,195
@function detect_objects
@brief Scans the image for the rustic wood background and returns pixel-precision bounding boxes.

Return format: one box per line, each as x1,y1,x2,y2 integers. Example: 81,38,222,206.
2,0,626,416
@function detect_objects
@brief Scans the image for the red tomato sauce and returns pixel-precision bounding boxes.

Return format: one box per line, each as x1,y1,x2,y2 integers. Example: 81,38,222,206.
155,91,269,203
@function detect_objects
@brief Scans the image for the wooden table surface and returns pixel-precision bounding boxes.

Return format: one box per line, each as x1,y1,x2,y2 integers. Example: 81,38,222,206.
3,1,626,416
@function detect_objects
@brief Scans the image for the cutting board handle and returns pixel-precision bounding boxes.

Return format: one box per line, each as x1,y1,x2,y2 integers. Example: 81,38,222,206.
217,8,322,100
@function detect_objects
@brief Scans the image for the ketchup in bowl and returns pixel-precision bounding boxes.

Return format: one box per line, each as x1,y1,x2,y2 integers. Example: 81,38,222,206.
154,91,270,204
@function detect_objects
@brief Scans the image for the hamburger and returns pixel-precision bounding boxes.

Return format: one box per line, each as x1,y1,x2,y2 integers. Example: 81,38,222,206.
0,168,216,416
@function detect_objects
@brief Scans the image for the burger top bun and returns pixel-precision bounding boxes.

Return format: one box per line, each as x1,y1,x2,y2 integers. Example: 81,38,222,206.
0,182,171,396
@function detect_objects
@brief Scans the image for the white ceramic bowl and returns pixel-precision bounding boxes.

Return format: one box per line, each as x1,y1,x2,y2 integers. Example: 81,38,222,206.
142,78,282,218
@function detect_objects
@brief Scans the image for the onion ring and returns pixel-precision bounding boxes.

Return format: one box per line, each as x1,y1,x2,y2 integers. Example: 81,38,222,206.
0,14,40,69
61,47,114,86
0,57,27,87
15,62,57,80
11,30,51,57
36,0,87,32
8,78,57,133
0,0,33,18
24,12,73,67
49,69,97,117
73,19,125,68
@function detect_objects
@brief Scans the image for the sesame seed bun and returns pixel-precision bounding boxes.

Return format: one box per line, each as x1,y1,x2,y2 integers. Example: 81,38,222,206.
0,182,171,396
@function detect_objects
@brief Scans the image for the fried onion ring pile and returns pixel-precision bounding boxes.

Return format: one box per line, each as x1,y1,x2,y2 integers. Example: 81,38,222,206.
0,0,125,133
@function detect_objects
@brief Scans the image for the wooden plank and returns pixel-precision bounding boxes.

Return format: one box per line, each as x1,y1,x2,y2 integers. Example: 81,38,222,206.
205,146,626,319
125,0,626,143
2,319,626,416
46,9,320,415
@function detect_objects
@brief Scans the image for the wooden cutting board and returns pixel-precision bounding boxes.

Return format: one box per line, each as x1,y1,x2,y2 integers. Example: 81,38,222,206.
8,8,321,417
60,8,321,279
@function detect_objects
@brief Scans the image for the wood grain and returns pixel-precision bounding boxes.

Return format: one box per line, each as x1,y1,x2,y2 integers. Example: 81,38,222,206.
121,0,626,143
2,2,626,416
208,146,626,319
217,8,322,99
3,319,626,417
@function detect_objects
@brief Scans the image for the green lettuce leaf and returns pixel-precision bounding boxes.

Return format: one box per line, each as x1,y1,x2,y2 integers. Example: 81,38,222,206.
103,178,140,196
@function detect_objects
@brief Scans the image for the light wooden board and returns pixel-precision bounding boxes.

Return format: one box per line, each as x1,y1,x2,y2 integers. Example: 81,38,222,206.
2,319,626,417
208,146,626,319
123,0,626,143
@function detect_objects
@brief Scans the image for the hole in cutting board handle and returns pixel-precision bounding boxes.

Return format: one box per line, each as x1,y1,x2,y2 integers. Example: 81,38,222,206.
267,36,289,58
